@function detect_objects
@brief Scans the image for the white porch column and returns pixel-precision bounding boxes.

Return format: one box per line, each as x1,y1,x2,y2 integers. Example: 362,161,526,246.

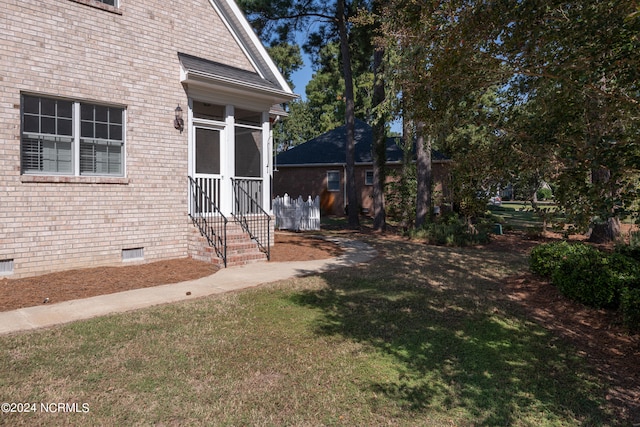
220,105,235,216
261,111,272,214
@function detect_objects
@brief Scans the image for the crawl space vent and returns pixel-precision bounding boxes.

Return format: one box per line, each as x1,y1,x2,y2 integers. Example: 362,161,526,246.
0,259,14,275
122,248,144,261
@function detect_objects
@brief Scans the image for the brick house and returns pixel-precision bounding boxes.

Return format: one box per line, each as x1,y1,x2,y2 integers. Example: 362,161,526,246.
274,120,452,216
1,0,296,278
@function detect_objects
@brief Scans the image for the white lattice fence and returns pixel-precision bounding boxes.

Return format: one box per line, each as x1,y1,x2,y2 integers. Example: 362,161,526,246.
273,194,321,231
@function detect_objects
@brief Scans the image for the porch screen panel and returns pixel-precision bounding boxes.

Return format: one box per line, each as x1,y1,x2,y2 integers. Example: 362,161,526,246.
234,127,261,177
195,128,220,175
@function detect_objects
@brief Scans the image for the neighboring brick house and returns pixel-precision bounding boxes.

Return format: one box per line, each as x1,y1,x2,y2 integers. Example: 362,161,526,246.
274,120,452,216
1,0,296,278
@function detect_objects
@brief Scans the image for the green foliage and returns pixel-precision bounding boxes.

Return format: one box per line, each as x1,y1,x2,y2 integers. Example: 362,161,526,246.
410,214,491,246
551,248,619,309
614,230,640,262
531,240,640,327
379,0,640,241
536,187,553,201
529,241,593,278
384,150,416,226
239,0,377,142
620,287,640,332
275,100,320,151
266,43,304,89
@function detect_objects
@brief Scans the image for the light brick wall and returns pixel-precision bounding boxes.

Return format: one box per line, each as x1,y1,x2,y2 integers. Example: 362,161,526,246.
0,0,257,277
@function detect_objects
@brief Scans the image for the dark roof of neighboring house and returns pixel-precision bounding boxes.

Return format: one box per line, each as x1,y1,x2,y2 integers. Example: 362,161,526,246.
275,119,449,166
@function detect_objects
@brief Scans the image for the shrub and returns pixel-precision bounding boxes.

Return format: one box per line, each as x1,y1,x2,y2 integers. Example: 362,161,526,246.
615,230,640,262
411,215,490,246
551,248,619,308
607,253,640,289
620,286,640,332
529,241,592,278
531,240,640,323
536,187,553,201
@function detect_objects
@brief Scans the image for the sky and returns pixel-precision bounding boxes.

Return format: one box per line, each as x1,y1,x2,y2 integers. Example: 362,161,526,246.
288,56,403,134
290,60,313,101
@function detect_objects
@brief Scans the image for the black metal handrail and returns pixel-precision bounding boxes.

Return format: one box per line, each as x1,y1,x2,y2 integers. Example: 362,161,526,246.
188,176,228,267
231,178,271,260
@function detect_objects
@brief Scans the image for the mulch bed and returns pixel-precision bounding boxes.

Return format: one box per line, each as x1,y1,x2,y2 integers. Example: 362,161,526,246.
0,232,341,312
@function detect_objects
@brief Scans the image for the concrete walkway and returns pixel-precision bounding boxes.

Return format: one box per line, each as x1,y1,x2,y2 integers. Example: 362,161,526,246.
0,238,376,335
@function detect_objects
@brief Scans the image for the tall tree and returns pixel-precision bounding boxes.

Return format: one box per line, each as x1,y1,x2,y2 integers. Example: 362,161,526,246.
275,100,318,152
496,1,640,241
371,44,387,231
379,1,504,225
414,121,432,228
379,0,639,240
238,0,372,228
336,0,360,227
266,43,304,89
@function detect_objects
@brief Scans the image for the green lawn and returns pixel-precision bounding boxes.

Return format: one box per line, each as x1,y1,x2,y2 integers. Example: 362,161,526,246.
488,201,559,233
0,237,625,426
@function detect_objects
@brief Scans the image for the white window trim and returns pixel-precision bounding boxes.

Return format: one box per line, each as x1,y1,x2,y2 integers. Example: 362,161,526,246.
21,94,126,178
365,169,374,186
69,0,122,14
327,170,341,192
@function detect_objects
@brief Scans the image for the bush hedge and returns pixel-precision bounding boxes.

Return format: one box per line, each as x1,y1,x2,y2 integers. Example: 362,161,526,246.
551,249,618,308
529,241,592,278
621,287,640,333
530,241,640,331
536,187,553,201
411,215,491,246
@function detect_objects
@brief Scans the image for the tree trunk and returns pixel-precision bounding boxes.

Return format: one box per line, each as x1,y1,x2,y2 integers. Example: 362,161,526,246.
371,46,386,232
415,121,432,229
337,0,359,229
589,217,621,243
400,117,414,230
588,165,621,243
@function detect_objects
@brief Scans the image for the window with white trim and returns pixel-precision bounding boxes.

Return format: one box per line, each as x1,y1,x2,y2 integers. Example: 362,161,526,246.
365,170,374,185
97,0,117,5
21,94,125,177
327,171,340,192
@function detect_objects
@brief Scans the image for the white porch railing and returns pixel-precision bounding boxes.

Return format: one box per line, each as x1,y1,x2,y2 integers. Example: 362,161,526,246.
273,194,321,231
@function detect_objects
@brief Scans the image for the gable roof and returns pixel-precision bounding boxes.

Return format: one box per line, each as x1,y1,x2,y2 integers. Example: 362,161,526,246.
275,120,449,166
179,53,288,97
209,0,291,93
179,0,297,107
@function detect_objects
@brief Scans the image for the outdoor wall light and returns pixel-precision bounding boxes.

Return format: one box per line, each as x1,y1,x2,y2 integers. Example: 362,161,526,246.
174,104,184,133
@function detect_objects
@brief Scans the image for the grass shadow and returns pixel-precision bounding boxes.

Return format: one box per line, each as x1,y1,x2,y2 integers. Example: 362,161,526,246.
289,238,621,425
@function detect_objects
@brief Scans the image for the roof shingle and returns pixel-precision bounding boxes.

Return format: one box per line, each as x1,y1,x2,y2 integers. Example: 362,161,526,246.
275,120,449,166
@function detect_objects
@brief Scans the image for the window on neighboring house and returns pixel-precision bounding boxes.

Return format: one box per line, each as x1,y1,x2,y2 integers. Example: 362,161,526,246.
21,94,125,176
365,170,374,185
327,171,340,192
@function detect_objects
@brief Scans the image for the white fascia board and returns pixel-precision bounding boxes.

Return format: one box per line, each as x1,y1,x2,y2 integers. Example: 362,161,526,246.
209,0,295,95
183,70,297,106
